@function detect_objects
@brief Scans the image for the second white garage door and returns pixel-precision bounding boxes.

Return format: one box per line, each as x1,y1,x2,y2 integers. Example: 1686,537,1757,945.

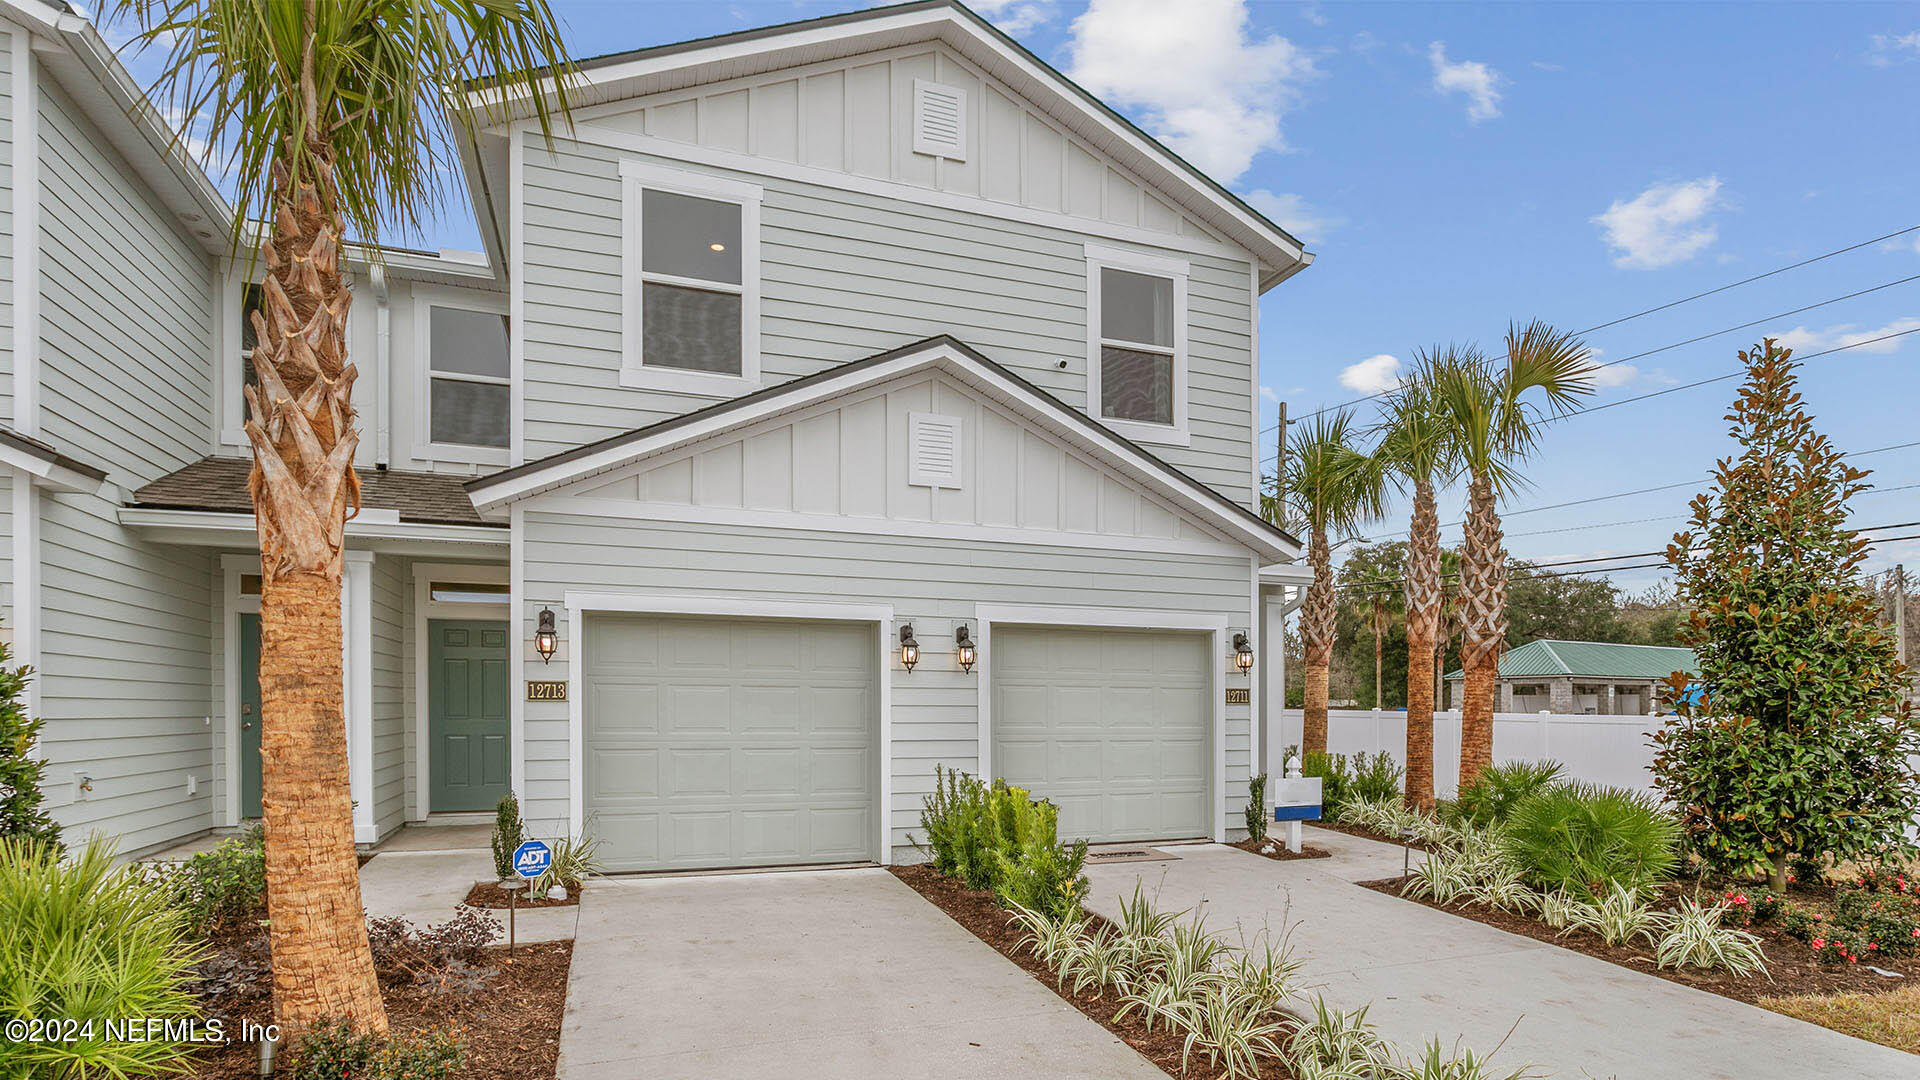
583,614,878,872
991,626,1211,843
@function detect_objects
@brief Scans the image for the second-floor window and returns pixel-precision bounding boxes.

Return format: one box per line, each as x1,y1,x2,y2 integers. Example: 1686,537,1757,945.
621,161,762,394
425,304,510,450
1085,244,1190,446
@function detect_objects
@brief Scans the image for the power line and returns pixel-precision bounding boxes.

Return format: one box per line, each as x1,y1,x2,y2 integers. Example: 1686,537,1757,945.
1261,230,1920,435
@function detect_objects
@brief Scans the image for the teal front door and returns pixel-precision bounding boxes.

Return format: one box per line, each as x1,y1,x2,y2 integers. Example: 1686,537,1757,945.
239,613,263,819
428,619,511,812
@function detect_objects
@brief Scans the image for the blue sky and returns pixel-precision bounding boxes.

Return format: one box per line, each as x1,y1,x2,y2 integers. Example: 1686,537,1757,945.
110,0,1920,591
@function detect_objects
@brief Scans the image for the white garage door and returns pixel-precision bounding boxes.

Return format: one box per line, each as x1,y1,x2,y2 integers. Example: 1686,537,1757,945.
991,626,1211,843
583,614,878,872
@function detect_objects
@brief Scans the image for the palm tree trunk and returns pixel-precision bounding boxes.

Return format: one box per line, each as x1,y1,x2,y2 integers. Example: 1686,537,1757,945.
1457,471,1508,787
1300,522,1336,756
1403,477,1440,809
247,145,386,1035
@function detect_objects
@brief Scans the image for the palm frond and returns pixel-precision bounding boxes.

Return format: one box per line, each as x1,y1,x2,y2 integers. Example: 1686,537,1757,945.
1288,408,1385,540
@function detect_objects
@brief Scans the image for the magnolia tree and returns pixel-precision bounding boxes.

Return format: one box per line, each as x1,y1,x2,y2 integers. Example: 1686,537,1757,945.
1653,339,1920,889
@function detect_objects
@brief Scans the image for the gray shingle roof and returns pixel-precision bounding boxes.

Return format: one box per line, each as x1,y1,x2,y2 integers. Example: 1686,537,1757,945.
131,456,496,528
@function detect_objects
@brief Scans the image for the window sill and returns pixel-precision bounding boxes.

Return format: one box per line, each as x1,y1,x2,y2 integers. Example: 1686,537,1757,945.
619,365,758,396
1098,415,1191,448
411,443,510,467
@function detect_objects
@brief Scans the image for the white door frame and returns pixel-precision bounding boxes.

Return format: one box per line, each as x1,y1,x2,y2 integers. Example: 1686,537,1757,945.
973,604,1231,843
219,555,262,828
561,590,896,864
411,562,512,821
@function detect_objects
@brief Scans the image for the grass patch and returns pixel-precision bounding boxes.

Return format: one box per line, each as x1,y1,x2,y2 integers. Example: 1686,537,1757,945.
1759,983,1920,1055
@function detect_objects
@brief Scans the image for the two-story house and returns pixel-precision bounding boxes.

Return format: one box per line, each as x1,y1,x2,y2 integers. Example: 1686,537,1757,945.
4,0,1314,870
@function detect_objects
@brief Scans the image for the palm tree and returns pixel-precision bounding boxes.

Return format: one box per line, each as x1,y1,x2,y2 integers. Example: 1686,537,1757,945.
1288,410,1382,756
1374,349,1466,809
1429,322,1595,786
116,0,574,1034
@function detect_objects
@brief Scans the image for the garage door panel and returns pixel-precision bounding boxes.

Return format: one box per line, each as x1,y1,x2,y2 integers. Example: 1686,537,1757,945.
585,614,878,872
992,626,1210,844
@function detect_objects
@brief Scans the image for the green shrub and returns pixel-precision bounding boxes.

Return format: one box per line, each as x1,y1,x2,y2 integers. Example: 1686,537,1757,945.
1827,888,1919,959
532,831,604,899
491,793,523,881
1452,760,1563,827
1348,751,1403,805
0,642,58,847
0,837,204,1078
1499,782,1679,899
285,1020,464,1080
1779,903,1819,942
915,767,1088,918
1244,774,1267,843
1299,750,1352,815
151,824,267,936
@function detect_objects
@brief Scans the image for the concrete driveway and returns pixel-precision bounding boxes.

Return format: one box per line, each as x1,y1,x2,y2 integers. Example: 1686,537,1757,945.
1083,831,1918,1080
555,867,1163,1080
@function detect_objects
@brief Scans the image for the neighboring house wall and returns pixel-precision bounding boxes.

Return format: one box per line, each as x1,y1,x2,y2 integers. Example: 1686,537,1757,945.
34,73,218,852
516,512,1257,857
517,120,1258,504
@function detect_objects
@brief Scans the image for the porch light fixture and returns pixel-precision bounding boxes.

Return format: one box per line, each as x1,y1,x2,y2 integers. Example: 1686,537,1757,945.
899,624,920,672
1233,632,1254,676
535,608,558,664
954,625,977,673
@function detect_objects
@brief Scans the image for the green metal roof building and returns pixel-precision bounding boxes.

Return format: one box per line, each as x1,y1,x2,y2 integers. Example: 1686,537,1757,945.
1445,639,1698,716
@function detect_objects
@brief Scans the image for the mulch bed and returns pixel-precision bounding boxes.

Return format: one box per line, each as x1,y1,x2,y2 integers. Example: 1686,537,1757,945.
1357,876,1919,1004
187,934,573,1079
1231,838,1332,862
889,864,1299,1080
464,880,581,909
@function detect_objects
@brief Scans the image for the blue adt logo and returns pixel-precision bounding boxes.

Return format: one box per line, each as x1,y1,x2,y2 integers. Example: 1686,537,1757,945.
512,839,553,880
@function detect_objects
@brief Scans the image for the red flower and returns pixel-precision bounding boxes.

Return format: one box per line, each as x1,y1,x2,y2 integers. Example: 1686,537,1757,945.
1812,937,1826,949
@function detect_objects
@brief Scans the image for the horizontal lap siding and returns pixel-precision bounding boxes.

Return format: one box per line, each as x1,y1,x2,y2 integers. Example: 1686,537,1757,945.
519,512,1255,855
520,135,1255,505
0,34,13,422
371,556,407,839
35,77,217,853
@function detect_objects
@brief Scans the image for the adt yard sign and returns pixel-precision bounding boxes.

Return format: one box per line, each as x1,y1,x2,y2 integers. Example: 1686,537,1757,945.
513,839,553,881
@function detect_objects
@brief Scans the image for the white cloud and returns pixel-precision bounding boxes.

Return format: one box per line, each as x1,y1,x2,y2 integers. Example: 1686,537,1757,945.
1530,60,1563,72
1300,4,1329,27
1881,233,1920,255
1588,363,1640,389
1067,0,1317,184
1428,41,1503,123
1591,177,1725,269
1243,189,1342,243
972,0,1056,35
1339,354,1402,394
1868,31,1920,66
1772,317,1920,357
1260,385,1281,404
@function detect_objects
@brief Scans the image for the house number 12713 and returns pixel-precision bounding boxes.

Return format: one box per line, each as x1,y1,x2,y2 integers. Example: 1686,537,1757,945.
526,680,568,702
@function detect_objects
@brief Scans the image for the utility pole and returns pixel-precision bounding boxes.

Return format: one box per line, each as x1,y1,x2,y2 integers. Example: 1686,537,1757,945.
1896,563,1908,666
1273,401,1289,529
1373,591,1385,710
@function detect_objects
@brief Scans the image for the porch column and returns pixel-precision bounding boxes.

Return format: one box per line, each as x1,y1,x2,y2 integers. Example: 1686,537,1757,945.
1498,680,1515,713
1549,678,1575,714
1604,685,1617,714
343,551,376,844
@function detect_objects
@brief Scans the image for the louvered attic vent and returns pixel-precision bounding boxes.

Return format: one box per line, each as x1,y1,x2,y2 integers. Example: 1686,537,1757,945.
912,79,968,161
908,412,964,489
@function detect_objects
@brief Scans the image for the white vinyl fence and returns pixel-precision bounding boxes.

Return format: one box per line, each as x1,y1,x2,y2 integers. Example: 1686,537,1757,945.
1278,708,1663,801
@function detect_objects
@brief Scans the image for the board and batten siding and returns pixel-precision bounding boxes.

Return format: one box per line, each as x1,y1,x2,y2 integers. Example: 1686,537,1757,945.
34,73,219,854
519,131,1257,504
517,513,1256,858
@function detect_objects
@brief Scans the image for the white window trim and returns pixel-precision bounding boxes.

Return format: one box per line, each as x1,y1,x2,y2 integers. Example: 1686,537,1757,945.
413,286,512,467
1084,242,1190,447
619,160,763,395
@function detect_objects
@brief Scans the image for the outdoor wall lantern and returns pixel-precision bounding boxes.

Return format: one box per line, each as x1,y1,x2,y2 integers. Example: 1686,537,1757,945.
899,624,920,672
1233,632,1255,676
535,608,559,664
954,625,977,673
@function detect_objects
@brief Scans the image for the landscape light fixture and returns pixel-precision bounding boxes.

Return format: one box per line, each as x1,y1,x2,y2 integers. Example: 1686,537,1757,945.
1233,632,1254,675
899,624,920,672
535,608,559,663
954,625,977,673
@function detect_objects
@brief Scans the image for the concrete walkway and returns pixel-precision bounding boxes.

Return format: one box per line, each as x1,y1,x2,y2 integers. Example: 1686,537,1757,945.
555,867,1164,1080
1083,829,1916,1080
358,826,577,944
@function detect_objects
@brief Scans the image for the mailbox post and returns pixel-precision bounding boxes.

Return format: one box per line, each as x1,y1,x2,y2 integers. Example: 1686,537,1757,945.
1270,755,1322,854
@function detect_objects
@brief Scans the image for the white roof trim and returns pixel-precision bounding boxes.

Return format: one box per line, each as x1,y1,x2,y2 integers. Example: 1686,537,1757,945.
454,2,1309,282
117,506,508,549
467,338,1299,562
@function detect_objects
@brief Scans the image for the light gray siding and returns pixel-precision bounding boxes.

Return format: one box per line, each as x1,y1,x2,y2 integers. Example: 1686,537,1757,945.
519,512,1255,858
370,554,407,838
0,32,15,423
34,75,218,853
520,132,1257,503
